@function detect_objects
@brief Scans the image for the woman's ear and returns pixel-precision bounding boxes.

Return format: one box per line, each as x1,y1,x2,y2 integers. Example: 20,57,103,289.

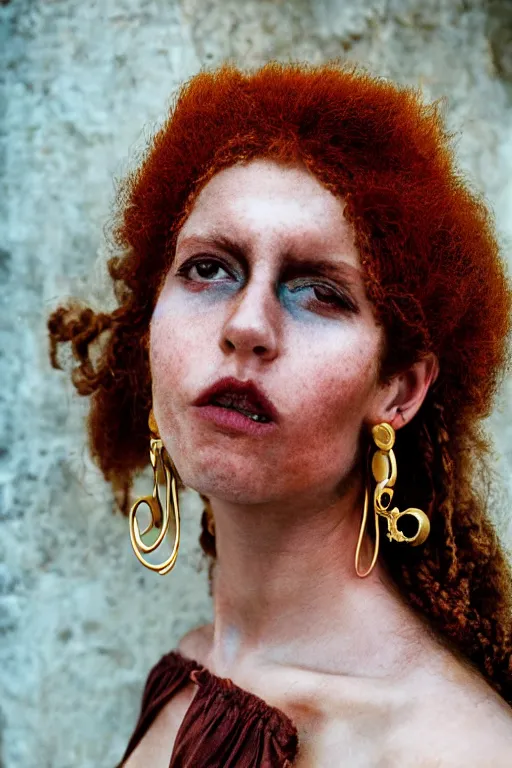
368,353,439,431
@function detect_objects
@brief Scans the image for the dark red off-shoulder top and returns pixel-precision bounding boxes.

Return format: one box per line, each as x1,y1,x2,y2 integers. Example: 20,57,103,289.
117,649,299,767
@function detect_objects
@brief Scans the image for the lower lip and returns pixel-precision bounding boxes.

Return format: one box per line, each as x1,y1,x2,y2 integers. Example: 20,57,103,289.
193,405,277,435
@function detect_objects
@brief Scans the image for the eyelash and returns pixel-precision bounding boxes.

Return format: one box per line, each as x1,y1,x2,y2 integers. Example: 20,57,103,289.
176,257,356,312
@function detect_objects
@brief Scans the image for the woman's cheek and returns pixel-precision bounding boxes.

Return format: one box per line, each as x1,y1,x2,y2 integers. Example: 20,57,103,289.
149,318,167,383
326,347,379,420
149,317,184,407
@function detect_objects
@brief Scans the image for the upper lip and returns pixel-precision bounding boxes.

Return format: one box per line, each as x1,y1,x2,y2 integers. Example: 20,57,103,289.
193,376,279,422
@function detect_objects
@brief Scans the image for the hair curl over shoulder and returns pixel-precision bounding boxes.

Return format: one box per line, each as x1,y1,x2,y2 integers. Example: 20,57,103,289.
48,61,512,702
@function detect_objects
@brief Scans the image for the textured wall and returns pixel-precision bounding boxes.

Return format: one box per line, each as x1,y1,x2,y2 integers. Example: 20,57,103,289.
2,1,512,766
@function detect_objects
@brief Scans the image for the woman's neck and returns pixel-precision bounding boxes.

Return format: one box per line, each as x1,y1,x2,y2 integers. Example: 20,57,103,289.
205,476,437,680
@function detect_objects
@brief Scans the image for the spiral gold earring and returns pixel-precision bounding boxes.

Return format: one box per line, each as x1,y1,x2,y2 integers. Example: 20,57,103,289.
128,410,181,575
355,422,430,578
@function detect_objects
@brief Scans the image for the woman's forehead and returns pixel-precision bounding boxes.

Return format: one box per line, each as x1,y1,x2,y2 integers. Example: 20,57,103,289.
176,159,359,268
185,157,341,213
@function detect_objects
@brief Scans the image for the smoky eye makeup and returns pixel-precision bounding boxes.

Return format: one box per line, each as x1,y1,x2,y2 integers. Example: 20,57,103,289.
175,252,360,314
280,260,360,311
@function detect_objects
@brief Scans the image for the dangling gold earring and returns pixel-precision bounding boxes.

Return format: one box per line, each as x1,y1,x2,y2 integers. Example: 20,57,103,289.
128,409,181,575
355,422,430,578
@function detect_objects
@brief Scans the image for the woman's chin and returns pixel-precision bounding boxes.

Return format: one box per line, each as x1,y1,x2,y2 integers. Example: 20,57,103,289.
181,470,279,506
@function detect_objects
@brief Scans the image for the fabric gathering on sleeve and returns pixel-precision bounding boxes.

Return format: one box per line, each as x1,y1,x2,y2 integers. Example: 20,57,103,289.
116,649,300,768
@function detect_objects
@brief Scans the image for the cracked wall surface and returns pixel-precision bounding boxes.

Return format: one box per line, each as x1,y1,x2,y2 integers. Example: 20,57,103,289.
2,1,512,766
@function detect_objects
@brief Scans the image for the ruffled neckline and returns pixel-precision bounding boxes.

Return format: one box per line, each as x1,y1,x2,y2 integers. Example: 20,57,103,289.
117,647,300,766
168,649,299,750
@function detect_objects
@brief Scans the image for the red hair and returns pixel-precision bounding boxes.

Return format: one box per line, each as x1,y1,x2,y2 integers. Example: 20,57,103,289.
48,61,512,701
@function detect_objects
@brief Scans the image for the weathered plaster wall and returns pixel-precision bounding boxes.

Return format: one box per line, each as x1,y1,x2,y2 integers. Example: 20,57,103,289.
2,1,511,766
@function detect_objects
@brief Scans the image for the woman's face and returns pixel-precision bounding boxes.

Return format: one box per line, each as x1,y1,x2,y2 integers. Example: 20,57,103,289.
150,158,387,506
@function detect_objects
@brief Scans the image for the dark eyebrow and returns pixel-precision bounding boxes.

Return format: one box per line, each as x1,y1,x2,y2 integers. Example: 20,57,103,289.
177,233,249,263
176,233,361,287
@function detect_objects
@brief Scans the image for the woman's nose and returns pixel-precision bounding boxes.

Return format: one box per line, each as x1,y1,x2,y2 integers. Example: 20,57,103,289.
220,278,279,361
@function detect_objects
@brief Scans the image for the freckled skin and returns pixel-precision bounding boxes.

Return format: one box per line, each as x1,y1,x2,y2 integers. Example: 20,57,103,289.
140,160,512,765
148,159,439,669
150,158,385,509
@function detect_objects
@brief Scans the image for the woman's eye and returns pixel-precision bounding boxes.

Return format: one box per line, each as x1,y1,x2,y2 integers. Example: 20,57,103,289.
177,257,231,282
290,282,355,311
307,284,350,308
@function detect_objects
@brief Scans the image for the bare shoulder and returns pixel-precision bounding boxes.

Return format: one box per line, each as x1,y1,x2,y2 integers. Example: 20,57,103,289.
309,647,512,767
393,657,512,765
447,676,512,747
177,622,213,665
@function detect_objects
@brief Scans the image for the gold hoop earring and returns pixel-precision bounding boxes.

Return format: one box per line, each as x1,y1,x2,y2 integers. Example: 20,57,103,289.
355,422,430,578
128,410,181,575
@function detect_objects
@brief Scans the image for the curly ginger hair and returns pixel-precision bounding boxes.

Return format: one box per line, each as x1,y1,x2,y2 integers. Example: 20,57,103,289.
48,61,512,703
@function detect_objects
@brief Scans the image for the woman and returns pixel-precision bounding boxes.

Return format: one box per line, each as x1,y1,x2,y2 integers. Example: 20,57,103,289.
48,61,512,766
